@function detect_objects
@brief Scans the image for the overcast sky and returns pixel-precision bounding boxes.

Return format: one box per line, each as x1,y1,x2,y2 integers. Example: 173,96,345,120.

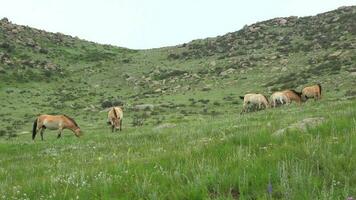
0,0,355,49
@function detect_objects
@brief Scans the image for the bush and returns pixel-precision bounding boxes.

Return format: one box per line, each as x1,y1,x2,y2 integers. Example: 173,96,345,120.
101,98,124,108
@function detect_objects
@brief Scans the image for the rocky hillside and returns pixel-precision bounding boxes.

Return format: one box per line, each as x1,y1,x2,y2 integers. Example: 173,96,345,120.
0,6,355,137
0,17,135,82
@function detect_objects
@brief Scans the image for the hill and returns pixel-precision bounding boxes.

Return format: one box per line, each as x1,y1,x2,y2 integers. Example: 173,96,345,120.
0,6,355,199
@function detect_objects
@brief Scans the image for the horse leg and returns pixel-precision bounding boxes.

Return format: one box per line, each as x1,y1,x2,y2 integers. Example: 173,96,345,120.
111,125,114,133
241,103,246,114
57,129,63,139
119,119,122,131
40,128,45,141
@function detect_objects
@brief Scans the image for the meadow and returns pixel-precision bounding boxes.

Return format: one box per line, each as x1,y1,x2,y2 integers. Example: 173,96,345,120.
0,97,355,199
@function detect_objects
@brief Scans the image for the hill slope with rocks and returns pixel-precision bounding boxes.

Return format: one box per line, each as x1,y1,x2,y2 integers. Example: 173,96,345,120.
0,6,355,136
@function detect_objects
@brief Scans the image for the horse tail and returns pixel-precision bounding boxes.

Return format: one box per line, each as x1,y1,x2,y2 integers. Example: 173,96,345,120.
318,84,322,95
32,118,38,140
239,96,245,100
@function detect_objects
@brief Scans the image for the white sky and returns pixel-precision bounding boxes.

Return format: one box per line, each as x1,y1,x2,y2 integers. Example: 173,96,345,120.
0,0,355,49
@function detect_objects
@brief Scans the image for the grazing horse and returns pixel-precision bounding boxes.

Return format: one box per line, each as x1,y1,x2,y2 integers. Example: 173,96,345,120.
32,114,81,140
240,93,269,113
107,106,123,132
282,89,303,105
301,84,322,101
270,92,288,107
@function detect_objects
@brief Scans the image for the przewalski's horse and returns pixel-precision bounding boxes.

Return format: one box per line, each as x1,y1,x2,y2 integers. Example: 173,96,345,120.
240,93,269,113
32,114,81,140
270,92,288,107
107,106,123,132
301,84,322,101
282,89,303,105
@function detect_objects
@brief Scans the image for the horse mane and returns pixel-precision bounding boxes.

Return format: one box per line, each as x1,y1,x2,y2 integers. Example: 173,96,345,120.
290,89,302,97
112,107,118,118
63,115,79,127
262,94,269,103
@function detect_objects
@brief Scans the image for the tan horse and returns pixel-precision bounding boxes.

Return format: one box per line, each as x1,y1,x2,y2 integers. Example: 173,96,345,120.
240,93,269,113
282,89,303,105
32,114,81,140
107,107,123,132
301,84,322,101
270,92,288,107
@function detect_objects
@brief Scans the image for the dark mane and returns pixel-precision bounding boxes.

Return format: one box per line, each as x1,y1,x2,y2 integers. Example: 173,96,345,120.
290,89,302,97
263,94,269,103
112,107,118,118
63,115,79,127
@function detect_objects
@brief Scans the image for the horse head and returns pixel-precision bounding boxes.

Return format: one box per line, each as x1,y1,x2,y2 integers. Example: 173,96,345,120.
74,127,82,137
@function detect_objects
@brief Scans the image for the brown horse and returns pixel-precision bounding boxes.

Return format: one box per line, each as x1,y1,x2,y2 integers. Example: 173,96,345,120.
282,89,303,105
32,114,81,140
107,107,123,132
301,84,322,101
240,93,269,113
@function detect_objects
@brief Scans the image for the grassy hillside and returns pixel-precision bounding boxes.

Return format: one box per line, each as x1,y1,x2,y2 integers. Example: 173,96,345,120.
0,5,355,199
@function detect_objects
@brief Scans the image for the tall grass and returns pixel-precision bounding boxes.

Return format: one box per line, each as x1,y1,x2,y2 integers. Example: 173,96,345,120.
0,99,355,199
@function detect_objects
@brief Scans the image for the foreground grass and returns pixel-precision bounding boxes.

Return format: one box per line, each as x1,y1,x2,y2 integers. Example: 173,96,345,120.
0,99,355,199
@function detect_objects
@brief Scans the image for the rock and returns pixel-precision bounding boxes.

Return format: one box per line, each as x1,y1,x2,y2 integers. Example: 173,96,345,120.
126,76,136,82
350,72,356,77
134,104,154,111
44,63,58,70
281,67,288,72
271,67,280,72
154,88,162,93
202,86,211,91
0,17,9,23
220,68,235,76
210,61,216,66
276,18,288,25
328,51,343,58
248,26,260,32
273,117,325,136
192,73,201,79
279,59,288,65
270,55,278,60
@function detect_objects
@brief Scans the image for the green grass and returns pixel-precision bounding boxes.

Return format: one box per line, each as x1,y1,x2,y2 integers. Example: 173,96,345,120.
0,98,355,199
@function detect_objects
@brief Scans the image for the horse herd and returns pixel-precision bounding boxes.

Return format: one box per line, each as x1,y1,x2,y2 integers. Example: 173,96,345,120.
32,84,321,141
240,84,322,113
32,107,123,140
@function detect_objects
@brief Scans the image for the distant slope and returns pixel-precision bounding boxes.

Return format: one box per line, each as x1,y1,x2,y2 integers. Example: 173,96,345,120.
0,17,136,82
0,6,355,137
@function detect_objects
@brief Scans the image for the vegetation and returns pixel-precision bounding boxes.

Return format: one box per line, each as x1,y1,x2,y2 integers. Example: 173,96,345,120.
0,6,355,199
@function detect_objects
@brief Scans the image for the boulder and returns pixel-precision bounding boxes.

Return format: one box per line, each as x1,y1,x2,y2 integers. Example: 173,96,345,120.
328,51,342,58
248,26,260,32
273,117,325,136
134,104,154,111
276,18,288,25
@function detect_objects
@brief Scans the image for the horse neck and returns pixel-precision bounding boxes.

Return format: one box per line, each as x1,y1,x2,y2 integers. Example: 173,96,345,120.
290,93,301,102
63,117,79,132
